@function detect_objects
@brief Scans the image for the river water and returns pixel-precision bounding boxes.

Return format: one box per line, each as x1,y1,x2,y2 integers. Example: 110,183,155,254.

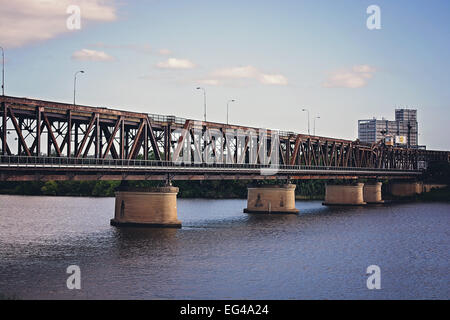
0,195,448,299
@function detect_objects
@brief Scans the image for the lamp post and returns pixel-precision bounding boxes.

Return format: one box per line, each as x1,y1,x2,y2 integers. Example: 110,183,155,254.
0,46,4,96
73,70,85,105
227,99,235,125
313,116,320,136
196,87,207,122
301,108,310,135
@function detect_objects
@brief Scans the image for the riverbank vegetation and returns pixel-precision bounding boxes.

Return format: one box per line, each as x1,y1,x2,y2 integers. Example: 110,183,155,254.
416,186,450,202
0,161,447,200
0,179,326,199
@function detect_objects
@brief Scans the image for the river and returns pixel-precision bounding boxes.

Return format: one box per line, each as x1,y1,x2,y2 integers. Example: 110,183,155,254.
0,195,448,299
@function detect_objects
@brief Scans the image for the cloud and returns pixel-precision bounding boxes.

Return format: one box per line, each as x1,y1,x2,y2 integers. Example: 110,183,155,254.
352,64,376,73
259,74,288,85
212,66,260,79
210,65,288,85
0,0,117,48
72,49,114,61
158,48,172,55
198,79,221,86
156,58,195,69
89,42,153,54
88,43,174,57
323,65,377,88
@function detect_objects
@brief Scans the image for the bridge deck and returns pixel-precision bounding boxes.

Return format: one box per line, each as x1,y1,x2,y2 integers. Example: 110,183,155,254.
0,95,448,182
0,155,421,181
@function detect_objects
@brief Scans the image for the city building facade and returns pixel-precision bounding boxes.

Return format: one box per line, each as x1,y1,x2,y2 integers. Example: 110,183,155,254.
358,109,419,147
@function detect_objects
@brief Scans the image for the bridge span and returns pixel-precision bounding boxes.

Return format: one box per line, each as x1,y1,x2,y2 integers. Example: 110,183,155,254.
0,95,448,179
1,95,449,227
0,155,424,181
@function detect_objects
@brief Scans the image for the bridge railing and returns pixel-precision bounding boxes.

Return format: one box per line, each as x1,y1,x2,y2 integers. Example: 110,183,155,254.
148,113,186,125
0,155,421,173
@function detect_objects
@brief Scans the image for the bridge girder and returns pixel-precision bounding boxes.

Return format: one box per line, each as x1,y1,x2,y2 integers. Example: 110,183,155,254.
0,96,448,180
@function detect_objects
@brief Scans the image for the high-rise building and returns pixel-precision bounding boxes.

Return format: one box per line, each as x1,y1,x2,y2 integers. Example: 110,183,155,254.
358,109,419,147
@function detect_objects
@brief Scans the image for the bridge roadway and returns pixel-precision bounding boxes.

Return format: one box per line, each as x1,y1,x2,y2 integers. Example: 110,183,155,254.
0,155,421,181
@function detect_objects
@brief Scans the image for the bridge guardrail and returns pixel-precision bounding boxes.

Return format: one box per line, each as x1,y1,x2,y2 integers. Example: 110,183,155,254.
0,155,421,173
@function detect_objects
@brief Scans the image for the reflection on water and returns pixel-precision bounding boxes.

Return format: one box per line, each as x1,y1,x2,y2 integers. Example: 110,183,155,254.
0,195,448,299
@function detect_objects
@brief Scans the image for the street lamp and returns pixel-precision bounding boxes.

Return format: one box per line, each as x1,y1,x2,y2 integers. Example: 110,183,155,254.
74,70,85,105
226,99,235,125
196,87,207,122
313,116,320,136
301,108,310,135
0,46,4,96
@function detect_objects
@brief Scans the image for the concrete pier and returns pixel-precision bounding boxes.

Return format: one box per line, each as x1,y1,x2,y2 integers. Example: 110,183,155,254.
423,183,447,192
110,186,181,228
244,184,299,214
363,182,384,204
389,182,423,197
323,182,366,206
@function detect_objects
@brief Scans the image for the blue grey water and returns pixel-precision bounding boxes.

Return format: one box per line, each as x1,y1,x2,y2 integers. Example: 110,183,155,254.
0,195,448,300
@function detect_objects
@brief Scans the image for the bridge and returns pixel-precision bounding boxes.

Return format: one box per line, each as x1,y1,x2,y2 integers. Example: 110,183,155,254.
1,95,449,227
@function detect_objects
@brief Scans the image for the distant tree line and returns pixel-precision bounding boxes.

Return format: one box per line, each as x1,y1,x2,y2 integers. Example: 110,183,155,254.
0,179,326,199
1,161,446,199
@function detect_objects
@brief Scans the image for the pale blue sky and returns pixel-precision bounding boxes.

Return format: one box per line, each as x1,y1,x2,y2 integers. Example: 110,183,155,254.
3,0,450,149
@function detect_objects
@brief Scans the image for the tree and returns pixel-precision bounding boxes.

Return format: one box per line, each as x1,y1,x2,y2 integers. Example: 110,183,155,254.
41,181,58,196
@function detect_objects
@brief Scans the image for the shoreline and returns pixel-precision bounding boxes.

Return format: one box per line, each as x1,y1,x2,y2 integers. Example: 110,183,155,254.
0,191,448,202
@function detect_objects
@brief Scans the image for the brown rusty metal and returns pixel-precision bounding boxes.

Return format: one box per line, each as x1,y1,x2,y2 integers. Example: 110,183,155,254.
42,112,62,157
8,108,32,156
172,120,191,162
290,135,301,165
76,113,96,158
145,117,161,160
103,116,122,158
101,125,119,159
128,119,145,160
0,171,420,182
0,95,448,178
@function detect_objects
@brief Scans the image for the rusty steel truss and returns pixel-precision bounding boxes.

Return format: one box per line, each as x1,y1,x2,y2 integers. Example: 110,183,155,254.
0,96,448,181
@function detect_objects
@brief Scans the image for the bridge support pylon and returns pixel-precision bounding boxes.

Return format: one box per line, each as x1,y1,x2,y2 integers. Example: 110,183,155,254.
323,182,366,206
389,181,423,197
363,181,384,204
244,184,299,214
110,186,181,228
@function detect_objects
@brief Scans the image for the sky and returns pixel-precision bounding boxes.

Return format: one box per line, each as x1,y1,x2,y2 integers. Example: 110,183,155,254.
1,0,449,150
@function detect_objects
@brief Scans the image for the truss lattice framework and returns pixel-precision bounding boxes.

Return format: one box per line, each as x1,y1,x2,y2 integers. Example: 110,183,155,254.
0,96,448,170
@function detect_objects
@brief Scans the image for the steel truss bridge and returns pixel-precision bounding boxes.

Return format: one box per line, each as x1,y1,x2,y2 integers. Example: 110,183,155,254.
0,96,448,181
